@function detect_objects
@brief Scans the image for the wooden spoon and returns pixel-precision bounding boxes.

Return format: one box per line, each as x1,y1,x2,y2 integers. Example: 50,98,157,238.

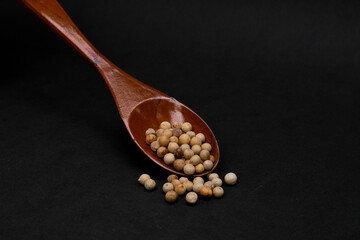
18,0,219,177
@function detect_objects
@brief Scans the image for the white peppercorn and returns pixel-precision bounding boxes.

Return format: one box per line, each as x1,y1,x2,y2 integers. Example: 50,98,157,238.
190,136,202,146
191,145,202,155
174,184,186,195
145,128,156,135
201,143,212,151
211,178,222,187
199,186,212,197
165,190,178,203
208,173,219,181
183,149,194,160
179,134,190,145
195,163,204,173
193,182,204,193
190,155,201,165
163,129,173,138
209,155,215,162
173,159,185,171
164,153,175,165
186,192,198,204
159,135,170,146
181,122,192,132
180,144,190,151
196,133,205,142
167,174,178,182
144,179,156,190
171,179,181,187
204,181,214,189
172,128,183,137
157,146,168,158
213,186,224,198
169,136,178,143
145,134,157,144
203,160,213,170
183,164,195,175
179,177,188,184
183,180,193,191
162,182,174,193
150,141,160,152
138,173,150,184
156,129,164,137
172,122,182,129
187,131,196,138
174,148,184,159
224,172,237,185
168,142,179,153
193,177,204,184
200,149,210,160
160,121,171,129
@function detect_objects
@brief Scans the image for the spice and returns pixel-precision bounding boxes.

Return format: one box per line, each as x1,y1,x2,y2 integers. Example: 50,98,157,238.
144,179,156,190
190,155,201,165
165,190,178,203
224,172,237,185
193,182,204,193
183,181,193,191
190,136,202,146
183,164,195,175
163,153,175,165
145,134,157,144
167,174,178,182
167,142,179,153
173,159,185,171
159,135,170,146
157,146,168,158
162,182,174,193
181,122,192,132
150,141,160,152
138,174,150,184
195,163,205,173
199,149,210,160
201,143,212,151
174,184,186,195
203,160,213,170
213,186,224,198
145,128,156,135
191,145,202,155
199,186,212,197
179,134,190,145
211,178,222,187
172,128,183,137
172,122,182,129
183,149,194,160
195,133,205,142
208,173,219,181
185,192,198,204
179,177,188,184
160,121,171,129
193,177,204,184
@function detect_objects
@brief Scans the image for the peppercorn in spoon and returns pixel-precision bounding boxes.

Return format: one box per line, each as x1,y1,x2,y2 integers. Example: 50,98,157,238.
18,0,219,176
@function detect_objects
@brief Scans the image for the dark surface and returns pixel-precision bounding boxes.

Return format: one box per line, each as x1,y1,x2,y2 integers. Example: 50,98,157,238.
1,0,359,239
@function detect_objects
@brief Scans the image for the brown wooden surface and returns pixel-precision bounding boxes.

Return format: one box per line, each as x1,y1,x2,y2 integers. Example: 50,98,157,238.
17,0,219,176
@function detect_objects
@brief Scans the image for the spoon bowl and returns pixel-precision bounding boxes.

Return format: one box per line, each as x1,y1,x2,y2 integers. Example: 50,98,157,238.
18,0,219,176
128,97,219,176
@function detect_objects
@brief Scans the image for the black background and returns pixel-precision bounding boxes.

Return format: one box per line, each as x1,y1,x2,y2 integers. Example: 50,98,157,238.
1,0,359,239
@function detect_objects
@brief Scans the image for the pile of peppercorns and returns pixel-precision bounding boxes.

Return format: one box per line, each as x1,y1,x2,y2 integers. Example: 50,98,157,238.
145,121,214,175
138,172,237,204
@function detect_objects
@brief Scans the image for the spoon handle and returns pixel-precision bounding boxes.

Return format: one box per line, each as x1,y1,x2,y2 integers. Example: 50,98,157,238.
18,0,165,120
18,0,113,71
